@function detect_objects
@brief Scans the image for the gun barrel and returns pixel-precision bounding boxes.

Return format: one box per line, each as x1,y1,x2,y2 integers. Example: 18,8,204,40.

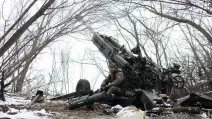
92,33,114,58
106,37,122,49
92,33,130,68
114,55,129,68
68,92,107,110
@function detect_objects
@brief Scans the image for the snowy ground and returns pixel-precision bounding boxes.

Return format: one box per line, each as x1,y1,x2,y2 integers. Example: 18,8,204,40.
0,94,57,119
0,93,210,119
0,93,146,119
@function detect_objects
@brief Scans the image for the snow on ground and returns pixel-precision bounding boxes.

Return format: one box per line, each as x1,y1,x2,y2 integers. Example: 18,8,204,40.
112,105,146,119
1,94,208,119
0,93,146,119
0,94,57,119
0,94,30,106
0,108,54,119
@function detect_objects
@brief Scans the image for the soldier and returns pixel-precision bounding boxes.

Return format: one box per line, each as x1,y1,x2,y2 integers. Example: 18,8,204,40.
101,62,127,95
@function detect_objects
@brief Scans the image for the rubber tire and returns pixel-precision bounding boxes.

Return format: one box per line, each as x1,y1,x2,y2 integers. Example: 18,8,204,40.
76,79,91,92
76,79,93,109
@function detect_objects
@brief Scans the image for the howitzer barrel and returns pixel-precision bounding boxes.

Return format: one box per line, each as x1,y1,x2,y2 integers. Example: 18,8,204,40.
106,37,122,49
92,33,114,58
92,33,130,68
68,92,107,110
114,55,130,69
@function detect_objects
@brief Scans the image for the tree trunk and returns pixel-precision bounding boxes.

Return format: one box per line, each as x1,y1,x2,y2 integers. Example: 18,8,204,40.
0,71,6,101
15,62,30,92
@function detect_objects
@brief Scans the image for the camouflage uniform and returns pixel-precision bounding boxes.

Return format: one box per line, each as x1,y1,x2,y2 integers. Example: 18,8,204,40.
101,63,127,95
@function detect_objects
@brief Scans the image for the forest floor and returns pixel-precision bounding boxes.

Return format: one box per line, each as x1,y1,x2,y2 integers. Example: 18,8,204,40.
0,93,210,119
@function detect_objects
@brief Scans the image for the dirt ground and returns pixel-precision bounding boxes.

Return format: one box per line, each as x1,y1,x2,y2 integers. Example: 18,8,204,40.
3,93,209,119
25,100,205,119
7,99,207,119
27,100,114,119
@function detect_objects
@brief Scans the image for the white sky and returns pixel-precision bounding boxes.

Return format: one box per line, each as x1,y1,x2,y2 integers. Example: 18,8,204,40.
31,34,107,93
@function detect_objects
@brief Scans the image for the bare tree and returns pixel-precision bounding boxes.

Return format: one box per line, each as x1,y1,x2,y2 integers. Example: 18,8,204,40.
0,0,108,93
120,0,212,44
103,6,175,68
101,0,211,93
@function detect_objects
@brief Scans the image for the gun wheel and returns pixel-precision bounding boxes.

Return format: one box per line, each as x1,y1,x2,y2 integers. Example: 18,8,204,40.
76,79,91,92
172,76,184,89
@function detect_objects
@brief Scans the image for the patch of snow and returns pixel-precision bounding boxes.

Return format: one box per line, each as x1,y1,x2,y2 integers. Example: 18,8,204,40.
201,113,208,118
111,105,123,110
0,95,57,119
34,109,47,115
0,94,31,106
163,103,171,106
0,108,52,119
115,106,146,119
117,107,136,117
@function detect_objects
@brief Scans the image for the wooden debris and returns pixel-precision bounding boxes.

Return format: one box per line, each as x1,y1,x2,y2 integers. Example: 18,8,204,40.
7,112,17,115
0,117,10,119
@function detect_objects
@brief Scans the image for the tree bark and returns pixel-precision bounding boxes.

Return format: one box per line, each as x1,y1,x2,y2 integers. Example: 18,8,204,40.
0,71,6,101
15,62,30,92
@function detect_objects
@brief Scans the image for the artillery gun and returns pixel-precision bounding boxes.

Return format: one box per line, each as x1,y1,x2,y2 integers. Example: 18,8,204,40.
51,33,184,110
92,33,163,92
